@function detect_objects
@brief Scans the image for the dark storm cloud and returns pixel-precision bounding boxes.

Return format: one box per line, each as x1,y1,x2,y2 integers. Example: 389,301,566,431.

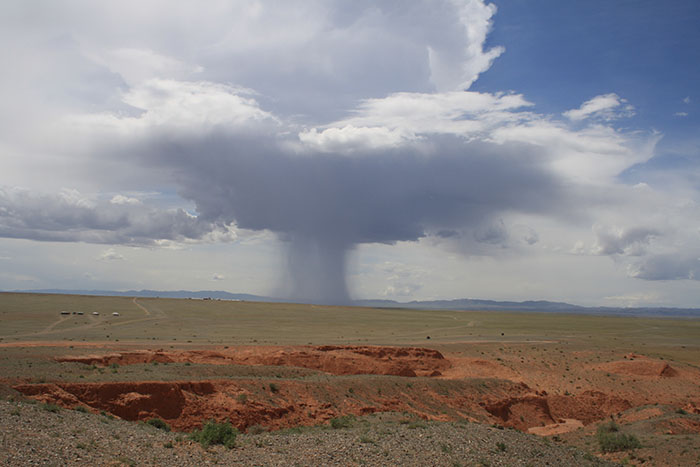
593,225,659,256
0,188,224,246
122,130,573,303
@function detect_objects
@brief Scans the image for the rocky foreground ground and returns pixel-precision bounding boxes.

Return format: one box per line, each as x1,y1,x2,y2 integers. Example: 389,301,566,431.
0,398,612,466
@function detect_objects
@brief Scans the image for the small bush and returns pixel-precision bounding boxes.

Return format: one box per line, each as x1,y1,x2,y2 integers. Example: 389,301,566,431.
496,441,507,452
596,422,641,453
189,420,238,449
330,415,355,429
247,424,266,435
599,421,619,433
74,406,88,413
146,418,171,432
269,383,279,393
42,403,61,413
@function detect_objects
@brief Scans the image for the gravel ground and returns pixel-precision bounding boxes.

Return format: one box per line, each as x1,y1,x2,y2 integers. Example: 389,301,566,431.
0,399,615,466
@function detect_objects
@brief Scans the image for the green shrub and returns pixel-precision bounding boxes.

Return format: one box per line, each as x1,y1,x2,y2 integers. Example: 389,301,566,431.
74,406,88,413
146,418,171,432
189,420,238,449
599,421,619,433
596,422,641,453
330,414,355,429
42,403,60,413
496,441,507,452
268,383,279,393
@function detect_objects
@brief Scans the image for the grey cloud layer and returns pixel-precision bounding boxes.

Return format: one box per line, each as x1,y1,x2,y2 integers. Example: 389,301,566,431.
128,131,572,303
0,188,226,246
630,253,700,281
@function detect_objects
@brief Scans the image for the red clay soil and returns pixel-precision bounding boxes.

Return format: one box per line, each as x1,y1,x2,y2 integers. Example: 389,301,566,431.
13,377,635,434
12,345,700,437
13,378,510,432
482,395,556,431
55,345,449,378
595,355,679,378
481,390,632,431
659,417,700,435
684,401,700,414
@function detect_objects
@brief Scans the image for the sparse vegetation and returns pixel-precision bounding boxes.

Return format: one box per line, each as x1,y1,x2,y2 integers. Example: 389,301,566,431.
407,421,428,429
596,421,641,453
42,403,60,413
189,419,238,449
1,293,698,466
146,418,171,432
330,414,355,429
247,424,266,434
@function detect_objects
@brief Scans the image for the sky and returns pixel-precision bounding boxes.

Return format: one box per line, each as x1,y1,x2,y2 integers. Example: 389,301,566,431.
1,0,699,307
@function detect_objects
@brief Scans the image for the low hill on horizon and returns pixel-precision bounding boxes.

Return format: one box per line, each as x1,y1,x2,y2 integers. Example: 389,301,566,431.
6,288,700,318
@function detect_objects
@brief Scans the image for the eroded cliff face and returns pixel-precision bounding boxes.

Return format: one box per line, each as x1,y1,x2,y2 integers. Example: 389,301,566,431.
15,344,691,435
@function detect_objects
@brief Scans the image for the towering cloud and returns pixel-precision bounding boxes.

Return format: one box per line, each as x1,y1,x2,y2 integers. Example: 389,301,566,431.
66,80,649,303
0,0,697,305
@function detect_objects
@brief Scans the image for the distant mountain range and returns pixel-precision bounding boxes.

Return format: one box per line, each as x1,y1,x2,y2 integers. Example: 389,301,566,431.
7,288,700,318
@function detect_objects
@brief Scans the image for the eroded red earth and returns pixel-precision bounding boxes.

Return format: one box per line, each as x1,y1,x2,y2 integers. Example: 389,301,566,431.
55,345,449,378
11,344,700,436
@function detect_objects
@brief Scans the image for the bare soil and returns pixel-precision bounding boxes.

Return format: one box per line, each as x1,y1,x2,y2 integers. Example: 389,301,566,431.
2,294,699,465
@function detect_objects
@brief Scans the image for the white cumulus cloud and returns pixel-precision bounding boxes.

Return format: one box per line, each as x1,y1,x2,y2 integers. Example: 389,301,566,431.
563,93,635,122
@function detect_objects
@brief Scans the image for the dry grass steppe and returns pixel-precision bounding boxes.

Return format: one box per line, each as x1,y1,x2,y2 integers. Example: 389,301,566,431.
1,292,699,466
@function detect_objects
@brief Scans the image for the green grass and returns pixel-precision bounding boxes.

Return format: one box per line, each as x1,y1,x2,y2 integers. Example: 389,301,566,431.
1,292,699,362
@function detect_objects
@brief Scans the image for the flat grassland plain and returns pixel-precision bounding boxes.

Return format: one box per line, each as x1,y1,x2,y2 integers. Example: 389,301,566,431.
1,292,699,466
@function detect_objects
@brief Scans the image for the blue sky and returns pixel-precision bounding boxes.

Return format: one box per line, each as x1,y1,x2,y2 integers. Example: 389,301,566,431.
476,1,699,132
475,0,700,194
0,1,699,307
